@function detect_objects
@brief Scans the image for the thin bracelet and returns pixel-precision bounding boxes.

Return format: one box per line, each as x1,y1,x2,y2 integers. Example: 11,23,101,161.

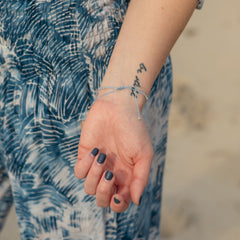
196,0,204,10
89,86,149,121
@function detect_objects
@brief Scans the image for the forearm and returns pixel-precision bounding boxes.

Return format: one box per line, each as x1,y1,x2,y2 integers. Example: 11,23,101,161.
100,0,198,110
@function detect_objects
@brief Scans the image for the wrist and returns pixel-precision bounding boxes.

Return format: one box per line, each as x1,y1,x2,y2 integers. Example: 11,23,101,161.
97,85,147,115
100,75,149,114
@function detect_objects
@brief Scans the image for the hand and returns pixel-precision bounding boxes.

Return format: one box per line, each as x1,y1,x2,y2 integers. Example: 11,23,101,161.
74,92,154,212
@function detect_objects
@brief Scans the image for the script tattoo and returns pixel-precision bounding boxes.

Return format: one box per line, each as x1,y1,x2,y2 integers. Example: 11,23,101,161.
130,63,147,97
133,76,141,88
137,63,147,74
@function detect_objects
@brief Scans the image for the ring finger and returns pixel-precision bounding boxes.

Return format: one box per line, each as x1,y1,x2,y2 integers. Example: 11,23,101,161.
84,153,107,195
96,170,115,208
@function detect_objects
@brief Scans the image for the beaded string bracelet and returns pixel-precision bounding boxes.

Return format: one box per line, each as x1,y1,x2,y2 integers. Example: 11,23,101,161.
196,0,204,10
88,86,149,121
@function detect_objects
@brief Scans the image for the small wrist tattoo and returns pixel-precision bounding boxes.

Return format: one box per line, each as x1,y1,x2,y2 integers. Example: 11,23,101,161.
137,63,147,74
130,62,147,98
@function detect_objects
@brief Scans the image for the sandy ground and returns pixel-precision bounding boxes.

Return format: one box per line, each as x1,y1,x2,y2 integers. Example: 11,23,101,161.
1,0,240,239
161,0,240,239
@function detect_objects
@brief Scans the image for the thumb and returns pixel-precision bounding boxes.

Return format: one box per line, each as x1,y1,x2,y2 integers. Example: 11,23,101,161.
130,148,153,205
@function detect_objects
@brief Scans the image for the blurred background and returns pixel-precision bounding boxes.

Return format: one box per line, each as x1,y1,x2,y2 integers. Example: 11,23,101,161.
1,0,240,239
161,0,240,240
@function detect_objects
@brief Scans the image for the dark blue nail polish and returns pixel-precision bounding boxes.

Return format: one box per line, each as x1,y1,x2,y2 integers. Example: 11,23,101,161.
114,197,120,204
139,196,142,205
105,171,113,181
97,153,106,164
91,148,99,157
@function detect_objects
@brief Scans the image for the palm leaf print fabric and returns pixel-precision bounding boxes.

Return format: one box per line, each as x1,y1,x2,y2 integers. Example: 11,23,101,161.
0,0,173,239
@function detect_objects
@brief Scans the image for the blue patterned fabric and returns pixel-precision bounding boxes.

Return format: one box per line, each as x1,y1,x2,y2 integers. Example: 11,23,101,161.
0,0,173,239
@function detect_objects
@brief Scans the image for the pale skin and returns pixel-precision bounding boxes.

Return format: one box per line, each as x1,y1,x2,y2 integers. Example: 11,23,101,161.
74,0,199,212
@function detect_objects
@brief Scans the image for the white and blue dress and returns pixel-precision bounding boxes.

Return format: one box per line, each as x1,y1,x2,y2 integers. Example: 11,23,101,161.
0,0,173,239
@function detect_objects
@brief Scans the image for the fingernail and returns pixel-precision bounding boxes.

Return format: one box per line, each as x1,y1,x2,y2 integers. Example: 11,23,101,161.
139,196,142,205
91,148,99,157
105,171,113,181
97,153,106,164
114,197,120,204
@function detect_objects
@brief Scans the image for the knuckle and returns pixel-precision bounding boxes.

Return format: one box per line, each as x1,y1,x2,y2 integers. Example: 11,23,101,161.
77,144,89,159
97,185,108,195
138,177,148,189
74,165,82,179
90,167,102,178
84,181,96,195
96,199,109,208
